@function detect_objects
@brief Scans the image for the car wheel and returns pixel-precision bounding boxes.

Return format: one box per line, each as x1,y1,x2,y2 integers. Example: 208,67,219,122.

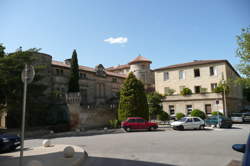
148,127,152,131
153,126,157,130
228,124,232,128
178,125,184,130
199,125,205,130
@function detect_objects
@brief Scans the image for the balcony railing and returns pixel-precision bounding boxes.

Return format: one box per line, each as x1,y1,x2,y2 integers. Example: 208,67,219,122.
164,92,222,101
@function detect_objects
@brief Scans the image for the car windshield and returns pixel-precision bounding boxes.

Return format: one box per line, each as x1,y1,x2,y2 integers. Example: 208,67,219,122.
179,117,187,122
231,113,242,117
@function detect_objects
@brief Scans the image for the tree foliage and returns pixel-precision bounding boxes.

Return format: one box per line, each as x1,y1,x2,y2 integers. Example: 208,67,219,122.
180,88,192,96
147,92,164,120
211,111,223,116
157,111,169,121
190,109,206,119
236,27,250,79
176,112,185,120
0,47,49,128
68,49,80,92
118,72,149,121
213,81,230,94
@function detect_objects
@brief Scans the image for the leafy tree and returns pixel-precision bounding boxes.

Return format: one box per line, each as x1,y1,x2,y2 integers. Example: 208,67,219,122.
176,112,185,120
180,88,192,96
213,81,230,94
118,72,149,121
0,47,48,128
0,44,5,58
157,111,169,121
147,92,164,120
190,109,206,119
236,27,250,84
211,111,223,116
68,49,80,92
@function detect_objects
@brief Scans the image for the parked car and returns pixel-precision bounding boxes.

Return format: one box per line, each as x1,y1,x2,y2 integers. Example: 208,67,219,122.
205,115,232,128
232,134,250,166
0,133,20,153
170,117,205,130
231,113,244,123
243,112,250,122
121,117,158,132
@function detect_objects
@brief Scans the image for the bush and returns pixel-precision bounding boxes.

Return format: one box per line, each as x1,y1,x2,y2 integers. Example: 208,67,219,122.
180,88,192,96
211,111,223,116
109,119,120,128
190,109,206,119
157,111,170,121
176,112,185,120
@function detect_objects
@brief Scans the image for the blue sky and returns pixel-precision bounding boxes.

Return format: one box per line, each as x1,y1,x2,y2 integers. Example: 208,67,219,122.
0,0,249,69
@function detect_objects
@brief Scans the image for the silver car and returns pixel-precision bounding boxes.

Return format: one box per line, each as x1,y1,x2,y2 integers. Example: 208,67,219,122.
231,113,244,123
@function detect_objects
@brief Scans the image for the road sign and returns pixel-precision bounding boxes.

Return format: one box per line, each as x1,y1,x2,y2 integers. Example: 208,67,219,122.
21,65,35,84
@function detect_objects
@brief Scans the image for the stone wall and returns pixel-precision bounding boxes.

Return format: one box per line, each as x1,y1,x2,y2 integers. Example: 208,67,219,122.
79,107,116,129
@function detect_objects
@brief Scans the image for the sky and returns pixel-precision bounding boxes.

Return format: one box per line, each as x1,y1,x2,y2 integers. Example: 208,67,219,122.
0,0,249,69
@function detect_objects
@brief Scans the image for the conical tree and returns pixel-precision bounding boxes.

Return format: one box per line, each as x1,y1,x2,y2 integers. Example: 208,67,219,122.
68,49,80,92
118,72,149,121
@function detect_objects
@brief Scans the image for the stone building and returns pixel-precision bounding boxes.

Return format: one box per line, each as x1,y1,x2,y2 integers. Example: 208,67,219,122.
32,52,126,106
154,60,243,117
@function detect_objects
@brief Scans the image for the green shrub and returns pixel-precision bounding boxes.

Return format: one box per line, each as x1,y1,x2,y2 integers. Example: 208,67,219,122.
157,111,170,121
176,112,185,120
190,109,206,119
180,88,192,96
211,111,223,116
109,119,120,128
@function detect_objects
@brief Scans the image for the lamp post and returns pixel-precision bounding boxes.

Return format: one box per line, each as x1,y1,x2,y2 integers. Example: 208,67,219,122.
20,64,35,166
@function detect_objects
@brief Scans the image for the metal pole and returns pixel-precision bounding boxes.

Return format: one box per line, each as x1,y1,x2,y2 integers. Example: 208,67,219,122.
223,86,227,117
19,64,28,166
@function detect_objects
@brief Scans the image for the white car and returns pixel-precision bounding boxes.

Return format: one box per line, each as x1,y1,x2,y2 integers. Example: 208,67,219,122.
171,117,205,130
231,113,244,123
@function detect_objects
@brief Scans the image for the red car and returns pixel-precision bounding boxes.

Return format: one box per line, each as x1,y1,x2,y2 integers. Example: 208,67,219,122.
121,117,158,132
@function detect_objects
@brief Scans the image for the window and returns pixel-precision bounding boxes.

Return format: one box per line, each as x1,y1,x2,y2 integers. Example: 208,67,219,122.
211,83,217,91
205,104,212,114
128,119,136,123
112,78,117,83
210,67,214,76
186,118,193,122
169,105,175,115
164,87,170,95
56,69,60,75
195,86,201,93
136,119,146,123
194,68,200,77
179,86,185,92
186,105,192,115
179,70,185,80
60,69,64,76
194,118,201,122
80,73,87,79
163,72,169,81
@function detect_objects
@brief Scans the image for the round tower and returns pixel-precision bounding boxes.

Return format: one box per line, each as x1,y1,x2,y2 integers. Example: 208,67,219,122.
128,55,152,87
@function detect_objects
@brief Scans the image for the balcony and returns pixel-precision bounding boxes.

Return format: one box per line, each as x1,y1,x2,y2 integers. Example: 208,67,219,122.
164,93,222,102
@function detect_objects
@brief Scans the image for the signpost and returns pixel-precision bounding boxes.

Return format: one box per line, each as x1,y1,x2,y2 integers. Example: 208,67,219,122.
19,64,35,166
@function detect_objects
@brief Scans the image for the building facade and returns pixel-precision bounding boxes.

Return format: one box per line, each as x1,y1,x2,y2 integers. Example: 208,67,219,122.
154,60,243,117
33,52,126,107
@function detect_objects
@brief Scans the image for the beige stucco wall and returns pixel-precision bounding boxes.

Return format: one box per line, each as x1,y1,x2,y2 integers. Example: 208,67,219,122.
155,62,227,95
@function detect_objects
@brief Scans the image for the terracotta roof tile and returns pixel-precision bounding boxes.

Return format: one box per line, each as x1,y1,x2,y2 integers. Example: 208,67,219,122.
52,60,126,78
128,55,152,65
106,64,130,71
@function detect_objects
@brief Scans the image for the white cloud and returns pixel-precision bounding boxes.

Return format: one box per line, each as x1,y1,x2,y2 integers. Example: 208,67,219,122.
104,37,128,44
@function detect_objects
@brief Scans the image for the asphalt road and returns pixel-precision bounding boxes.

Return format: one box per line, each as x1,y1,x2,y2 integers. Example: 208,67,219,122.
24,124,250,166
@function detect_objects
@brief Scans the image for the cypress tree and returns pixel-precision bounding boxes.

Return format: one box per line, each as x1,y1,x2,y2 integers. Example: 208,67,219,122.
118,72,149,121
68,49,80,92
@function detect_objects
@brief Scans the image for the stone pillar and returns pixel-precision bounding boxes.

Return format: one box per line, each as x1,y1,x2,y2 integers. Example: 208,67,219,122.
66,92,81,130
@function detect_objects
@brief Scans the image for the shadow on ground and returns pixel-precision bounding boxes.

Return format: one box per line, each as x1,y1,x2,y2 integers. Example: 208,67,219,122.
85,156,177,166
